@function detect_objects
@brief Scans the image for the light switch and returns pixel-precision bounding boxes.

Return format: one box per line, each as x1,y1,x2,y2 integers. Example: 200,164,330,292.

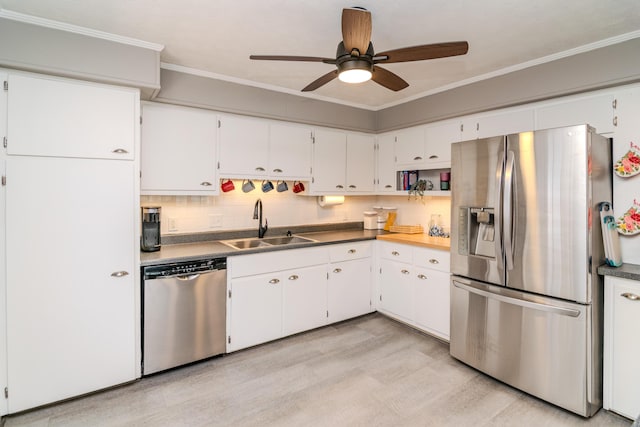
167,217,178,232
209,214,223,228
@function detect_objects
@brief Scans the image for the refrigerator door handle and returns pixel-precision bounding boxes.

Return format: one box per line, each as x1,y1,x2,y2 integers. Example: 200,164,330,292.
504,150,516,270
495,153,505,270
452,280,581,317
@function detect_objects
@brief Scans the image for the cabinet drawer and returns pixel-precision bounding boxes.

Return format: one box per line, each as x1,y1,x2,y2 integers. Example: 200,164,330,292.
378,242,412,263
329,241,372,262
229,246,328,278
413,246,450,272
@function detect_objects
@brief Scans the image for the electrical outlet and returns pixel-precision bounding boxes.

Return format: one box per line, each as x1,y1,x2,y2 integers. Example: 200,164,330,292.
209,214,223,228
168,217,178,232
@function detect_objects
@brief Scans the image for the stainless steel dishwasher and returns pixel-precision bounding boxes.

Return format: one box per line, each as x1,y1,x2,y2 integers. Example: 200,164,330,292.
142,257,226,375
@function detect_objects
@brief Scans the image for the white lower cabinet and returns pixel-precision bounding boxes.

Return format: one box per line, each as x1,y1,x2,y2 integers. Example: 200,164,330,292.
604,276,640,420
6,156,138,413
227,242,374,352
377,241,451,341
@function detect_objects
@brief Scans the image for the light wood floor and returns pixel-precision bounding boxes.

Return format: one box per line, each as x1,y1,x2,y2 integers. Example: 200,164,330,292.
4,314,631,426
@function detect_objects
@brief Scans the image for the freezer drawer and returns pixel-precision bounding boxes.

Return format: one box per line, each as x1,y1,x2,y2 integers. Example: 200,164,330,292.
450,276,601,417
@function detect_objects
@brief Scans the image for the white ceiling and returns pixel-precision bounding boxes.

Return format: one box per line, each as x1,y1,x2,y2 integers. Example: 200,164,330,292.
2,0,640,110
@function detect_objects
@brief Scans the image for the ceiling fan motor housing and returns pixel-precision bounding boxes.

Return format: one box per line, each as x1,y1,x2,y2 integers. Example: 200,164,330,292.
335,41,374,74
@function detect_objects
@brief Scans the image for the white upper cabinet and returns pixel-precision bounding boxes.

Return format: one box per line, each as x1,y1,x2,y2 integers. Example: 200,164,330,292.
141,103,218,195
535,93,616,134
310,128,347,193
268,123,312,180
346,133,375,192
7,73,136,160
394,127,425,166
218,114,270,178
423,120,460,167
376,133,396,192
477,108,535,138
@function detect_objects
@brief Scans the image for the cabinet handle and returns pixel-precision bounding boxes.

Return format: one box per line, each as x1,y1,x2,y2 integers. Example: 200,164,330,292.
336,185,344,189
288,275,299,281
200,181,213,186
112,148,129,154
429,259,439,264
255,167,266,172
272,168,283,173
401,269,410,275
613,116,618,127
333,268,342,274
413,156,422,161
621,292,640,301
385,185,392,188
348,249,356,254
417,274,428,280
348,185,356,189
391,251,400,256
268,278,280,284
429,155,438,159
111,271,129,278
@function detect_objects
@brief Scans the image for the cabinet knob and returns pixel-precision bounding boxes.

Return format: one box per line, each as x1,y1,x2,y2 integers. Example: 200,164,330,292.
110,271,129,278
255,167,266,172
272,168,283,173
429,259,439,264
268,278,280,284
429,155,438,160
336,185,344,189
621,292,640,301
401,269,410,275
200,181,213,186
333,268,342,274
288,275,299,281
413,156,422,161
348,249,356,254
391,251,400,256
112,148,129,154
417,274,428,280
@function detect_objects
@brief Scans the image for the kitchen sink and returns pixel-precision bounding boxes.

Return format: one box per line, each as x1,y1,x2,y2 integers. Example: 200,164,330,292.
221,235,317,250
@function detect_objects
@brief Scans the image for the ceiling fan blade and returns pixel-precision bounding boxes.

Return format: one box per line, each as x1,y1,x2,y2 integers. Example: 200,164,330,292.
250,55,335,64
341,8,372,55
371,66,409,91
302,70,339,92
375,41,469,64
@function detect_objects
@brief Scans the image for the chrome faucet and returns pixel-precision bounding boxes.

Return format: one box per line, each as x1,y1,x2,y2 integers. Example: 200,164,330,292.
253,199,268,238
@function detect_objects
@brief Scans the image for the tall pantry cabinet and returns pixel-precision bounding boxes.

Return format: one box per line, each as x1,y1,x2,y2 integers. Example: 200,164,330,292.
2,71,140,414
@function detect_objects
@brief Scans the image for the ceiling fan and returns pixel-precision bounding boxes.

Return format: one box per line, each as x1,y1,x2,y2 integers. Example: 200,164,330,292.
250,7,469,92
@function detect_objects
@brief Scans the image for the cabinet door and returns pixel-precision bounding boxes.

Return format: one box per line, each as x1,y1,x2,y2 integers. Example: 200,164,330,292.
328,258,372,323
378,259,413,322
424,121,459,167
536,93,615,134
311,128,346,193
6,156,137,413
269,123,312,180
218,115,269,177
395,127,425,165
7,73,136,160
477,108,535,139
141,103,218,195
376,133,396,192
282,265,328,336
413,267,450,340
605,277,640,419
229,272,282,352
346,133,375,192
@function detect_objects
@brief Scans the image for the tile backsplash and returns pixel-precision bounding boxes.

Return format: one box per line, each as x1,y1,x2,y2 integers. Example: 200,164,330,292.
141,182,451,235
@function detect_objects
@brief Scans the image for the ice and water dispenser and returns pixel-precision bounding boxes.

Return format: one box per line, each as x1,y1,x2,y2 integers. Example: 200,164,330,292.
457,207,496,258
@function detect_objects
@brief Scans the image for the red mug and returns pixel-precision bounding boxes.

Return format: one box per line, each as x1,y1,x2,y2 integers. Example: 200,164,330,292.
292,181,305,193
221,179,235,192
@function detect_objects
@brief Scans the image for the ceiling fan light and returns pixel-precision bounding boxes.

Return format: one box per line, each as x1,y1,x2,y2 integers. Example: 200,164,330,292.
338,68,372,83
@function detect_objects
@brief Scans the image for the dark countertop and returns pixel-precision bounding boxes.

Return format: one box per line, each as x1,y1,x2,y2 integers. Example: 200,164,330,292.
140,227,386,266
598,263,640,282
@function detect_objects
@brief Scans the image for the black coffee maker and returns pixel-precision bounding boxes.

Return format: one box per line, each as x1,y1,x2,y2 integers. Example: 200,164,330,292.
141,207,161,252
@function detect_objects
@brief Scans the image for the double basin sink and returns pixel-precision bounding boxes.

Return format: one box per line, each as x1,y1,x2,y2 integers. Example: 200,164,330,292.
221,235,317,250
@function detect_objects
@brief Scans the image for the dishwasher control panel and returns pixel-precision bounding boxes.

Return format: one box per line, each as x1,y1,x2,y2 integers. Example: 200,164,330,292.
143,258,227,279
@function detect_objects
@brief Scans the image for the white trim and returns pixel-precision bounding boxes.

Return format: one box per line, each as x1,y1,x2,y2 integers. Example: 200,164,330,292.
0,9,164,52
167,30,640,112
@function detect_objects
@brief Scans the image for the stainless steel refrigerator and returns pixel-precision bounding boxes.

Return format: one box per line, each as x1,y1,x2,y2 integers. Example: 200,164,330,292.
449,125,611,417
